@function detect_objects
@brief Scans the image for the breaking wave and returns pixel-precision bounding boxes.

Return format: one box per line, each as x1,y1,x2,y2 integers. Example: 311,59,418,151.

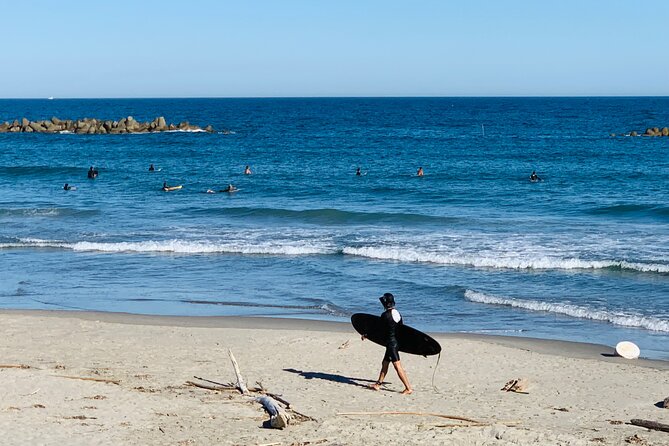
0,238,332,256
342,246,669,273
464,290,669,333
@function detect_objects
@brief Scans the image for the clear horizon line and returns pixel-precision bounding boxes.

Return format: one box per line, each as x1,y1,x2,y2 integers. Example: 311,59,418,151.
1,94,669,100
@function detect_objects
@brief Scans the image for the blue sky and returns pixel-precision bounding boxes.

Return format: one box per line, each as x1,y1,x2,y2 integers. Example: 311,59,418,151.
1,0,667,97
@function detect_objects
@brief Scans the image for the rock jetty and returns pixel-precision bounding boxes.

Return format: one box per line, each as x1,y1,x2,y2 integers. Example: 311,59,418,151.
612,127,669,137
0,117,215,134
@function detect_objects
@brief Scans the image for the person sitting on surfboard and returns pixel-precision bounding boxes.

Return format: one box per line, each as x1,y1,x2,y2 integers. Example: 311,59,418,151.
222,184,238,193
149,164,155,172
530,170,541,182
87,166,98,179
366,293,413,394
244,165,252,175
63,183,72,191
162,181,169,191
356,167,362,176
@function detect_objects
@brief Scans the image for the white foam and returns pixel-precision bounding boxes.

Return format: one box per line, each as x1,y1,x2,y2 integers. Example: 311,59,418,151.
3,238,330,256
464,290,669,333
342,246,669,273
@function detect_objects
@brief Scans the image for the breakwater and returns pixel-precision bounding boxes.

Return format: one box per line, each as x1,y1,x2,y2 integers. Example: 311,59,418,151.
0,116,214,134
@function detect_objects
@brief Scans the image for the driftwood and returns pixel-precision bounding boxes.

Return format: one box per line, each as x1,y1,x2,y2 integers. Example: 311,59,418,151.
630,419,669,433
57,375,120,385
257,395,291,429
189,351,315,428
337,411,482,424
228,349,248,394
186,381,240,392
501,378,529,394
0,364,31,369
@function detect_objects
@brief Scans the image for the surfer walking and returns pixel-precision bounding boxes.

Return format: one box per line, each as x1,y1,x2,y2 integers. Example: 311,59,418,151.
365,293,413,394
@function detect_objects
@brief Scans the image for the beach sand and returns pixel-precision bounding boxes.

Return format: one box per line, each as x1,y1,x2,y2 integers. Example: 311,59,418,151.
0,310,667,445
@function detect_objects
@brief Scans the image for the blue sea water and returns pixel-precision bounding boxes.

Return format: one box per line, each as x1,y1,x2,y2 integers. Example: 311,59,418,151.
1,97,668,359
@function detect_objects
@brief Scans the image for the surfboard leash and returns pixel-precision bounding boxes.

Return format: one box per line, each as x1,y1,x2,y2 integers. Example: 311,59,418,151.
431,352,441,392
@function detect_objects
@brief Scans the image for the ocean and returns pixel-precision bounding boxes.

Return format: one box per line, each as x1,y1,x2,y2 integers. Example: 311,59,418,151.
1,97,668,359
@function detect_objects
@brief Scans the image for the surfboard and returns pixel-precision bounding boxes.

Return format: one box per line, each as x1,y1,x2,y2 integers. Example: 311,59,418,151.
351,313,441,357
615,341,640,359
163,185,183,192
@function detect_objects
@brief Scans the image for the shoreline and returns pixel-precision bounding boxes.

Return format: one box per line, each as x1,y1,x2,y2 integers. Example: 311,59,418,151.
4,308,667,369
1,309,668,445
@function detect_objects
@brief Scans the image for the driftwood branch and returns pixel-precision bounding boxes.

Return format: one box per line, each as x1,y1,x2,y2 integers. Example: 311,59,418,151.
193,376,234,388
630,419,669,433
501,378,529,394
186,381,240,392
337,411,482,424
57,375,120,385
228,349,248,394
0,364,31,369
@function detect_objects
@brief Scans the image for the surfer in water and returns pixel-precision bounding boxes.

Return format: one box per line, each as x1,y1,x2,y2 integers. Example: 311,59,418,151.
244,165,252,175
87,166,99,179
63,183,73,191
222,184,238,193
149,164,155,172
417,167,424,177
356,167,362,176
530,170,541,182
365,293,413,394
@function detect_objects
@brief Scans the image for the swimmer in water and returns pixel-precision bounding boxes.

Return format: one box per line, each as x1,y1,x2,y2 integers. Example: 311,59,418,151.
417,167,424,177
530,170,541,182
244,165,252,175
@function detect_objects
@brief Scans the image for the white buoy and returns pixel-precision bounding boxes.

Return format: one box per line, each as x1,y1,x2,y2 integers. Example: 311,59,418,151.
615,341,640,359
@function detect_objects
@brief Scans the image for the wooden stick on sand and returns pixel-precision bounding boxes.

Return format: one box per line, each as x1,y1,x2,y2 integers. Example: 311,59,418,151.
56,375,120,385
337,411,482,424
630,419,669,433
228,349,248,394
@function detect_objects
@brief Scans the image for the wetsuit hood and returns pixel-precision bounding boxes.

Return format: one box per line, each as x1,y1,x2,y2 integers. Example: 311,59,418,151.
379,293,395,309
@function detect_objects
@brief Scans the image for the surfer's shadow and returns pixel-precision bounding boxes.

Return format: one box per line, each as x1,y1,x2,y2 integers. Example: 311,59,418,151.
283,368,376,388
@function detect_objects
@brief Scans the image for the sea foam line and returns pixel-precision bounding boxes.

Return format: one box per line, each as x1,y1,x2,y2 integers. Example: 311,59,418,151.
2,238,330,256
342,246,669,273
464,290,669,333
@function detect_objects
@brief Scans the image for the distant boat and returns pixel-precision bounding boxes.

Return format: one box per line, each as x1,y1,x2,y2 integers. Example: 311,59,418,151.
47,96,54,100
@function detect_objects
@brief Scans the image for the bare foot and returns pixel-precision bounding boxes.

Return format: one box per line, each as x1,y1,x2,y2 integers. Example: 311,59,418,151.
370,383,381,391
401,388,413,395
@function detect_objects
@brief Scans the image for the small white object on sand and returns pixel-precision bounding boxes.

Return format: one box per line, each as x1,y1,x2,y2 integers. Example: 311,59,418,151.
615,341,640,359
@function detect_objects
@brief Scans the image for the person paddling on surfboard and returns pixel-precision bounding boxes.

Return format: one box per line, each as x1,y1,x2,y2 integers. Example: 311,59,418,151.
365,293,413,394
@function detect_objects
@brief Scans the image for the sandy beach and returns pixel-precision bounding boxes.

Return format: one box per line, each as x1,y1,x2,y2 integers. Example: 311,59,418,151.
0,310,667,446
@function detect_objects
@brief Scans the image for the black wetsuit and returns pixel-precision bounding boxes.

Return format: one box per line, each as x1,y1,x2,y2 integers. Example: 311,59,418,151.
380,308,402,362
